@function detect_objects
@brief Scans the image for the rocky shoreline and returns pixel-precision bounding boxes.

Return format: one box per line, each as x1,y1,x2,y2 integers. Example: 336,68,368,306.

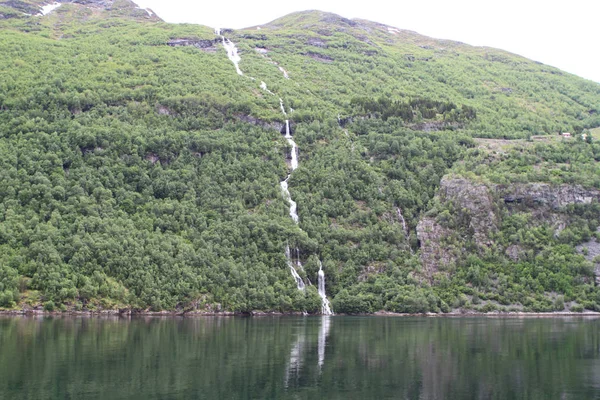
1,309,599,318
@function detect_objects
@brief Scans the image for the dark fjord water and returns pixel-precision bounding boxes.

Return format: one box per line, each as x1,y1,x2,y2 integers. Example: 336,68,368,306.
0,316,599,399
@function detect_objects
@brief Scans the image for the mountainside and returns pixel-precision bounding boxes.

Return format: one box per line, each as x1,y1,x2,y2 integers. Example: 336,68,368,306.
0,3,599,314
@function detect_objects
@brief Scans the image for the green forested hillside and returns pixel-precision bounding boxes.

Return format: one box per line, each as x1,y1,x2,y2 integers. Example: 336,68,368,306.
0,1,599,313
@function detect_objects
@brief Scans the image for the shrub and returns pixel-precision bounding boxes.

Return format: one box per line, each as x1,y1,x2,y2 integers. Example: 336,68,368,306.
43,301,56,312
570,304,584,313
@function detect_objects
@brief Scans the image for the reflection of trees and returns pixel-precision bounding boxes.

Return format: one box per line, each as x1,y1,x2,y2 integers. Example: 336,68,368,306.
0,316,598,399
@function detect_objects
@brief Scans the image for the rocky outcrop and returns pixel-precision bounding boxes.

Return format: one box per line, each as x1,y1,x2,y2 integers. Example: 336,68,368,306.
576,228,600,286
497,183,600,209
439,177,498,247
236,114,284,132
416,218,460,280
0,0,38,14
167,38,219,52
417,176,600,279
307,37,328,48
305,52,334,63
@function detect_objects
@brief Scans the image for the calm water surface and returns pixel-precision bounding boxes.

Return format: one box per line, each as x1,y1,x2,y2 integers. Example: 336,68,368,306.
0,316,599,399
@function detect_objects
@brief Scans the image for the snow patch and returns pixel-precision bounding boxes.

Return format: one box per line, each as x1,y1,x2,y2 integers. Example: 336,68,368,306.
387,27,400,35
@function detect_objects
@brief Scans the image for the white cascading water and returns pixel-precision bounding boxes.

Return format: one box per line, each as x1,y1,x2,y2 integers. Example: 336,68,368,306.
279,98,287,116
280,180,299,224
396,207,413,254
278,113,306,290
280,121,299,225
215,28,243,76
318,262,333,315
210,35,331,309
284,121,298,170
279,66,290,79
285,246,305,291
40,2,61,15
260,81,274,95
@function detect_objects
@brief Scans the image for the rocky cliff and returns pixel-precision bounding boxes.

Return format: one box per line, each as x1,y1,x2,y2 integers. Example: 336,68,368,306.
417,176,600,279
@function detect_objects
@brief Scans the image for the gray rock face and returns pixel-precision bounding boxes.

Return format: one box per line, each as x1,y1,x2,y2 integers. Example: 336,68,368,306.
307,37,328,48
0,0,38,14
417,176,600,279
439,177,498,247
498,183,600,209
576,228,600,286
416,217,459,280
60,0,115,7
167,39,219,52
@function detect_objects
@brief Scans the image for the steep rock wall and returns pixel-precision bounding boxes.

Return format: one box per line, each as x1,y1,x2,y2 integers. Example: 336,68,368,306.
417,176,600,279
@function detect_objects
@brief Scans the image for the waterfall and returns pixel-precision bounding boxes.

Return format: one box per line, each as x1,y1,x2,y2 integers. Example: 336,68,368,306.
396,207,413,253
396,207,408,236
279,66,290,79
284,121,299,170
260,81,275,95
215,28,243,76
286,246,305,291
279,98,287,116
281,180,299,224
318,262,333,315
40,2,61,15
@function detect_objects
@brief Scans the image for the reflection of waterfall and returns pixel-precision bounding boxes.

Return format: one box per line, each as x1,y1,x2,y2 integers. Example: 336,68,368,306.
215,28,243,75
318,262,333,315
318,316,332,369
284,327,306,388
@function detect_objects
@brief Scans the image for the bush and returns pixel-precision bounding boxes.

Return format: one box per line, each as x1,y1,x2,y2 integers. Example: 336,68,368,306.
0,290,17,308
570,304,584,313
480,303,498,313
582,301,599,312
43,301,56,312
332,289,371,314
440,300,450,313
553,296,565,311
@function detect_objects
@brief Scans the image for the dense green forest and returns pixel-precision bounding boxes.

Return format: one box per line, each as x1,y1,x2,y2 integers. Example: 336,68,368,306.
0,0,599,313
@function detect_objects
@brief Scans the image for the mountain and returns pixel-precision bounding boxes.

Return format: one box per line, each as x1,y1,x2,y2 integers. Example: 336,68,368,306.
0,3,599,314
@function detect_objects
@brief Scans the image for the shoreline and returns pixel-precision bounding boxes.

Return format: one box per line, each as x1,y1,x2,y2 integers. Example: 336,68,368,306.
1,309,599,318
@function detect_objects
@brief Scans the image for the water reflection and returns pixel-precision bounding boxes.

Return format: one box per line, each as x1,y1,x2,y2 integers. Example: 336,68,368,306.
318,316,331,370
284,320,306,388
0,316,598,399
